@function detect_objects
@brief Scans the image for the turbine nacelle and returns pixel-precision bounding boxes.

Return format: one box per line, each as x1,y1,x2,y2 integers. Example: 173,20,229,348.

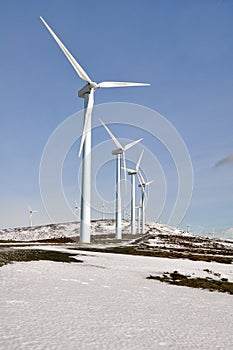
128,170,137,175
138,180,153,188
112,149,124,155
78,83,98,98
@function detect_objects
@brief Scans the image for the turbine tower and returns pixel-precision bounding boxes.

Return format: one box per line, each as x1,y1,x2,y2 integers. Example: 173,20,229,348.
122,150,144,235
28,205,38,227
135,204,142,234
40,17,150,243
138,173,153,234
100,120,142,239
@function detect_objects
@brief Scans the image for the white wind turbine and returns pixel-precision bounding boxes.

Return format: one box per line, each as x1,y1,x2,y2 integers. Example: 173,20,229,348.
40,17,150,243
101,201,105,221
74,200,80,220
100,119,143,239
28,205,38,227
122,150,144,235
138,172,153,234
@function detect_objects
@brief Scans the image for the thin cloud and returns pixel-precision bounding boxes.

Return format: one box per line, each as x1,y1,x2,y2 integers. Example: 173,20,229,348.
215,153,233,167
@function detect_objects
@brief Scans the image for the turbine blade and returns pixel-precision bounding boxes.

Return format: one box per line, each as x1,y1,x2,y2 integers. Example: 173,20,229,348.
136,150,144,172
98,81,150,88
78,89,94,157
145,180,154,186
124,138,143,152
138,169,145,185
40,17,92,84
99,119,123,149
28,204,32,211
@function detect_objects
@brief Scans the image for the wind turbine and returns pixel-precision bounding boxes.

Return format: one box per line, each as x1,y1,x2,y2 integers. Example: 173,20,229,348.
40,17,150,243
122,150,144,235
138,172,153,234
100,119,143,239
28,205,38,227
74,200,80,220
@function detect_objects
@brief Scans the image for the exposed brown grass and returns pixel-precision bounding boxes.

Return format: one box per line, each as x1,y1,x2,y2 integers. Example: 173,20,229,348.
147,271,233,295
0,248,82,267
74,245,233,264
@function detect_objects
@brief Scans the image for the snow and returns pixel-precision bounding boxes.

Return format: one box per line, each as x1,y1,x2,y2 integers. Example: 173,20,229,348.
0,220,133,242
0,248,233,349
0,220,194,243
148,223,194,237
0,222,79,242
1,220,233,245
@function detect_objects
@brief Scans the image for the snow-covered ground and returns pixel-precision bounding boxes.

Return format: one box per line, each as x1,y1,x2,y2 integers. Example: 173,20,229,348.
0,220,133,242
0,220,191,242
1,220,233,244
0,248,233,350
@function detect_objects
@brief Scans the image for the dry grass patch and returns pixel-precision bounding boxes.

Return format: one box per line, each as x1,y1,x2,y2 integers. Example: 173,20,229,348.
0,248,82,267
147,271,233,295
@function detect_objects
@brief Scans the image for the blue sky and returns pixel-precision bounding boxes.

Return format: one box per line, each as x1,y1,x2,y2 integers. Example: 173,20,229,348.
0,0,233,233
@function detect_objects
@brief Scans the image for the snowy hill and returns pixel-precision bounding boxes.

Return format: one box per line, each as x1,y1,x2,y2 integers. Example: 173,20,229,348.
0,220,191,242
127,223,233,263
0,220,135,242
1,220,233,261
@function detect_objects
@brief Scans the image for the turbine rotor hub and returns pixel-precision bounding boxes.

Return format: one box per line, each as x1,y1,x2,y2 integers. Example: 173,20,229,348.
90,82,98,89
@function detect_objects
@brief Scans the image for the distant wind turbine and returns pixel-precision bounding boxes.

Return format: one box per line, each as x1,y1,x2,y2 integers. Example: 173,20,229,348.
100,119,142,239
122,150,144,234
28,205,38,227
74,200,80,219
40,17,150,243
138,172,153,234
102,201,105,220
